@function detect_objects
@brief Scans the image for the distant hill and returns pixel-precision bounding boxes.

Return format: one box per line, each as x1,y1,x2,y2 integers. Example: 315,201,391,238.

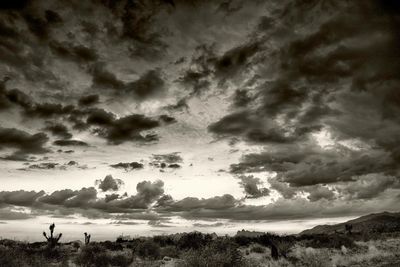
300,212,400,235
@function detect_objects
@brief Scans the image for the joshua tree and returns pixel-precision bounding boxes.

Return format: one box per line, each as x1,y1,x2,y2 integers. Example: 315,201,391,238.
43,223,62,248
345,224,353,235
84,232,91,245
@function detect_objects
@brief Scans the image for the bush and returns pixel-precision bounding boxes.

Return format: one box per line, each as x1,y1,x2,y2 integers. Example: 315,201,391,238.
299,234,355,249
0,245,49,267
136,240,161,260
250,245,266,253
178,232,208,250
109,254,132,267
179,240,244,267
290,245,332,267
160,245,180,258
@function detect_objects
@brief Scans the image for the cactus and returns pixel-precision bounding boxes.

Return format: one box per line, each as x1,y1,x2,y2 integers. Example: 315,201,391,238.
43,223,62,248
84,232,91,245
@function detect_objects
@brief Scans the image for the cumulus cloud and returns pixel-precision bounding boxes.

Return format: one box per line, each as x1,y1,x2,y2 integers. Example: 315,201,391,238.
97,175,124,192
238,175,270,198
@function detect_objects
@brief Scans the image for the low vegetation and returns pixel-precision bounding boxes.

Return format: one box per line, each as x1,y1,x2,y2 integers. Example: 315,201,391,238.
0,223,399,266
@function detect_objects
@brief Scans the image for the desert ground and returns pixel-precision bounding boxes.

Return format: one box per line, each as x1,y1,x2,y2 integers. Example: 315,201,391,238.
1,212,400,267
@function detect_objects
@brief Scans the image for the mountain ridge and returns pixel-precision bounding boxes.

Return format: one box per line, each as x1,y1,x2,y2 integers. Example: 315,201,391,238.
300,211,400,235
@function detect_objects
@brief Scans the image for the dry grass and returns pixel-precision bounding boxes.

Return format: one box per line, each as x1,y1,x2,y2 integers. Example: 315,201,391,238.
0,235,399,267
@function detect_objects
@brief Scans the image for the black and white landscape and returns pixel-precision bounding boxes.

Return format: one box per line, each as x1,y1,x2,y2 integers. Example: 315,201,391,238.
0,0,400,266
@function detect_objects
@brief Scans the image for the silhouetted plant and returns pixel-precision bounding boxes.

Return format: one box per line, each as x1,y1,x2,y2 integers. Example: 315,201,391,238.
42,223,62,248
84,232,91,245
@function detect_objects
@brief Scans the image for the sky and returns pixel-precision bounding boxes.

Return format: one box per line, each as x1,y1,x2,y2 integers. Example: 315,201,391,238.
0,0,400,241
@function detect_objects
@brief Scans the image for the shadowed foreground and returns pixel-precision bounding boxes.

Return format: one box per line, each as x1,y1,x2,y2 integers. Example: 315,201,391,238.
1,212,400,267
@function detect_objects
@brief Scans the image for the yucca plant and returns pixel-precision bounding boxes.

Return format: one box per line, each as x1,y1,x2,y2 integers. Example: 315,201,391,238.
43,223,62,248
84,232,91,245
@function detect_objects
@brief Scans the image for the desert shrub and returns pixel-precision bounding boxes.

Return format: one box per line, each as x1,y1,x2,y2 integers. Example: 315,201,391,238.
0,245,49,267
299,234,355,249
101,240,123,251
178,232,208,250
153,235,175,247
275,239,295,258
136,240,161,260
109,254,133,267
290,245,332,267
179,240,244,267
250,245,266,253
160,245,180,258
234,235,253,246
75,243,111,267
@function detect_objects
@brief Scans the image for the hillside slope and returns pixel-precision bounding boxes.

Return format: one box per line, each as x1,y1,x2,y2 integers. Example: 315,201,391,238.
300,212,400,235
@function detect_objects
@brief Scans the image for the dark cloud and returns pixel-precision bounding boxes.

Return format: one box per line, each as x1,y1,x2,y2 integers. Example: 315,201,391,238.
208,111,297,144
0,190,45,206
125,69,166,100
0,127,49,160
91,64,125,90
39,189,77,205
306,185,336,202
150,152,183,169
83,107,175,144
168,163,181,169
97,175,124,192
28,162,59,170
86,108,115,126
214,42,259,82
19,160,88,171
91,66,166,100
232,89,253,108
105,193,120,202
91,113,161,144
43,122,72,139
0,0,30,10
63,187,97,208
78,94,100,107
0,179,397,221
152,152,182,164
238,175,269,198
118,0,169,59
0,179,162,217
177,44,216,96
203,0,400,210
24,103,74,119
159,115,177,124
53,139,88,147
337,174,399,200
157,194,237,212
49,41,98,62
110,162,144,171
230,143,396,188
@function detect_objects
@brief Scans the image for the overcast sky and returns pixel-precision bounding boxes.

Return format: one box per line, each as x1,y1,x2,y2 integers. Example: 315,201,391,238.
0,0,400,241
